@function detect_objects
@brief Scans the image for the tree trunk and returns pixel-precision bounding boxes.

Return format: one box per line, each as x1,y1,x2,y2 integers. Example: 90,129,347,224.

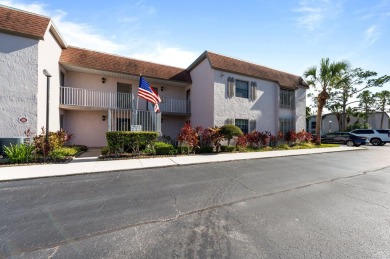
315,91,328,145
315,106,323,145
341,93,347,131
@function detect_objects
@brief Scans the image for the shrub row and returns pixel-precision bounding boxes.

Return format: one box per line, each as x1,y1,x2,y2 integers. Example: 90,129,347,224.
2,128,79,164
106,131,159,155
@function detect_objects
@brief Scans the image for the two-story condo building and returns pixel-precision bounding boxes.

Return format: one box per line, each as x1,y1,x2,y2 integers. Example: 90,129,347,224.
0,5,308,147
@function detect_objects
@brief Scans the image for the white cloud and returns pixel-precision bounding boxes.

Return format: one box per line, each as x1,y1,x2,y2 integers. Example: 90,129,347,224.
1,1,125,53
0,0,48,15
294,0,342,31
135,0,156,15
364,25,379,45
52,17,125,53
131,44,199,68
1,1,198,68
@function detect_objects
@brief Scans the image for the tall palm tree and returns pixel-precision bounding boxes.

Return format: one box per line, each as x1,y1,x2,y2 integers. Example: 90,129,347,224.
304,58,349,144
375,90,390,129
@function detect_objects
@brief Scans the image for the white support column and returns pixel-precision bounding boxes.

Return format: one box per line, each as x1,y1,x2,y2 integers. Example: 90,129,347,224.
108,109,112,131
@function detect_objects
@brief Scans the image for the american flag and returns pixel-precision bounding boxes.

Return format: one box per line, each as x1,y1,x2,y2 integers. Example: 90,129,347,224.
138,76,161,112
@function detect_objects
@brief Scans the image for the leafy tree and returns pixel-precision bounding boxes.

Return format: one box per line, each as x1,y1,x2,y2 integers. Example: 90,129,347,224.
374,90,390,129
304,58,349,144
345,106,361,129
326,68,390,131
357,90,375,124
306,106,313,129
327,103,343,130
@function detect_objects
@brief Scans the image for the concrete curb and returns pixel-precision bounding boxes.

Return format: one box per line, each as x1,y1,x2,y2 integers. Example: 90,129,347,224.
0,146,365,182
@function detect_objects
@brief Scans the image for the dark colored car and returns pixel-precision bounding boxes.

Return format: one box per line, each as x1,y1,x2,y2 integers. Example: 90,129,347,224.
321,132,368,147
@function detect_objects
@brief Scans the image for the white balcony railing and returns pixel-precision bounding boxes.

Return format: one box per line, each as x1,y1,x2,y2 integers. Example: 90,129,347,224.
60,87,190,114
109,109,161,133
60,87,133,109
160,97,191,114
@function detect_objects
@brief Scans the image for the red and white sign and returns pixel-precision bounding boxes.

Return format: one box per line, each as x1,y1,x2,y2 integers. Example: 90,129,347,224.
19,117,28,123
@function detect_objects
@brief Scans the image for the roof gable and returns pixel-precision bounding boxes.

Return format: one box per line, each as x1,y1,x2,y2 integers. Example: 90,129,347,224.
189,51,308,89
60,47,192,83
0,5,50,40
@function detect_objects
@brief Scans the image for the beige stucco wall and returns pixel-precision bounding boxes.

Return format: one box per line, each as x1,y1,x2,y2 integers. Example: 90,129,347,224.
37,24,64,134
161,115,187,140
189,58,307,135
64,110,108,147
62,71,191,144
213,71,278,133
295,87,307,131
189,59,214,128
65,71,122,92
0,32,39,137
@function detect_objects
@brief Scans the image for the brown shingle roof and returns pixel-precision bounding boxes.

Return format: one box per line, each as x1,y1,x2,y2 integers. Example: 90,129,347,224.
0,5,50,40
190,51,308,89
60,47,192,83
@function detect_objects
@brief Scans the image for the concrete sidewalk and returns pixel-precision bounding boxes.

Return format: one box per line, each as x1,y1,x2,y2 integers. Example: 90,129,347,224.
0,146,364,182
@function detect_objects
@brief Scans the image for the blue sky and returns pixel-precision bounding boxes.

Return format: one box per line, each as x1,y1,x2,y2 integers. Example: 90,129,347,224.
2,0,389,93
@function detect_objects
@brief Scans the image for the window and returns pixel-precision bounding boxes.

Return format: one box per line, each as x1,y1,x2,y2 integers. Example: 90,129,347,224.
310,121,316,133
280,118,293,134
235,119,248,134
116,118,131,131
117,83,132,109
280,89,294,109
351,129,374,134
236,80,249,98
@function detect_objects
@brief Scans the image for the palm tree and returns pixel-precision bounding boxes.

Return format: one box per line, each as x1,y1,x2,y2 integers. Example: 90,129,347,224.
375,90,390,129
304,58,349,144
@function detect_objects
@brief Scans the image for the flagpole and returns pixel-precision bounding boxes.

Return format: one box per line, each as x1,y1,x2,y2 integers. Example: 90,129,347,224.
134,74,142,128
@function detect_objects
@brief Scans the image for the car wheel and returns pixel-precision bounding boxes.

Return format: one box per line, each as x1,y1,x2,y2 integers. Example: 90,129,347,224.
370,138,382,146
346,140,354,147
354,144,361,147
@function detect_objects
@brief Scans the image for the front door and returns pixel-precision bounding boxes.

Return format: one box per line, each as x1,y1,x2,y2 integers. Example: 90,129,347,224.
117,83,132,109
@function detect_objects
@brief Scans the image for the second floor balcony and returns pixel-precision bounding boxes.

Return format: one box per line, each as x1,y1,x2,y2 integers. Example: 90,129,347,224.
60,87,190,115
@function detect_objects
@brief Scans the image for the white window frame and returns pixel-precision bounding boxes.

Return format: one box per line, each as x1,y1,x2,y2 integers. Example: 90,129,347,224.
280,89,294,109
235,119,249,134
279,118,293,134
235,80,249,99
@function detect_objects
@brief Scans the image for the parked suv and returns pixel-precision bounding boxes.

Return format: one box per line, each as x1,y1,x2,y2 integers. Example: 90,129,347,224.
349,129,390,146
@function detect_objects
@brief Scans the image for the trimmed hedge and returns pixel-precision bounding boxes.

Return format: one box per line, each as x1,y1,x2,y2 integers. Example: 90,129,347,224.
154,142,176,155
106,131,159,155
220,145,235,152
195,146,214,154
